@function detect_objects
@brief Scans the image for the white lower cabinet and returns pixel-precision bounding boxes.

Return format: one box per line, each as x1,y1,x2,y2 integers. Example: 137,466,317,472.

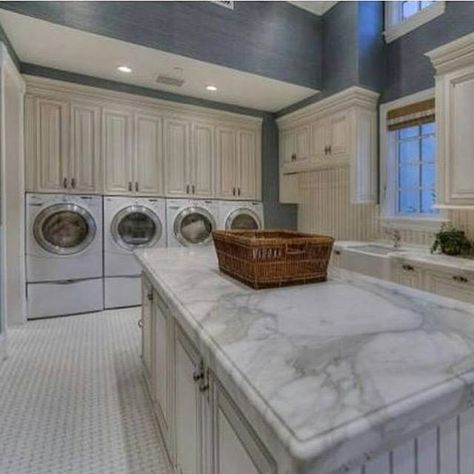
392,261,424,289
141,276,275,474
424,271,474,304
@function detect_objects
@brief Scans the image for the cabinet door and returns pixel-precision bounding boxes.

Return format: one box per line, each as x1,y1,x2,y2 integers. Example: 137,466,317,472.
192,122,214,198
425,271,474,304
135,113,163,195
236,129,258,200
295,125,310,161
152,290,172,449
103,107,133,194
444,68,474,205
164,118,191,197
280,129,296,164
392,262,424,289
175,327,204,474
35,98,69,192
216,127,237,199
310,119,329,160
328,111,349,157
212,374,276,474
69,102,101,193
141,276,153,384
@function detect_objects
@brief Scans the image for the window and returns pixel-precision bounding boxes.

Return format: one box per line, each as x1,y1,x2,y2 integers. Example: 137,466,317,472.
384,1,445,43
396,122,437,216
401,1,435,20
380,90,448,230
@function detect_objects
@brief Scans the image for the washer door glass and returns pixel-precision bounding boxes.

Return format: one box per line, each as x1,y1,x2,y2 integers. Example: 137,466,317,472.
112,206,162,250
175,208,215,246
34,204,96,255
226,209,261,230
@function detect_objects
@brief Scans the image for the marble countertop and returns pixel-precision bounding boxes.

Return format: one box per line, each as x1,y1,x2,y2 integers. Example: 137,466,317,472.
136,247,474,472
335,240,474,274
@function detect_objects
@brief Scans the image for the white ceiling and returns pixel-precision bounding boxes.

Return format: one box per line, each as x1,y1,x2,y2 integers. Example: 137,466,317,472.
290,1,338,16
0,9,318,112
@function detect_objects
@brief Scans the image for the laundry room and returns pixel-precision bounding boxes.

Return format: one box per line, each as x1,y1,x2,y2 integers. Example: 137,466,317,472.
3,1,474,473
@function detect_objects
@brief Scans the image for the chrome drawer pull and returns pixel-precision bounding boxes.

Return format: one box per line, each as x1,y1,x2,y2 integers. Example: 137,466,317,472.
402,264,415,271
138,319,143,329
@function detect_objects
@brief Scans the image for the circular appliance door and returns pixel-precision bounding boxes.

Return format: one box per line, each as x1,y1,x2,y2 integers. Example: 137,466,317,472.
111,206,163,250
33,203,97,255
226,209,262,230
174,207,216,246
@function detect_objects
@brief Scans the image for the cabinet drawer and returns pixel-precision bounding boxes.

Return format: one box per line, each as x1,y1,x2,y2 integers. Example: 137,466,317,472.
425,271,474,304
392,262,424,289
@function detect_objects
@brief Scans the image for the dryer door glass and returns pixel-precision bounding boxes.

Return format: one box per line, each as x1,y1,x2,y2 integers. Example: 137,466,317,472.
112,206,162,250
229,213,260,230
34,204,96,255
176,208,215,245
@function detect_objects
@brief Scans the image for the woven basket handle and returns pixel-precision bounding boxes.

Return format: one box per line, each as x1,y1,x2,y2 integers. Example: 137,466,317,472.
286,244,306,256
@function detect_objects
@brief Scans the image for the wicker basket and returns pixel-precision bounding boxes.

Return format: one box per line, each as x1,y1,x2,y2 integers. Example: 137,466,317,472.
212,230,334,289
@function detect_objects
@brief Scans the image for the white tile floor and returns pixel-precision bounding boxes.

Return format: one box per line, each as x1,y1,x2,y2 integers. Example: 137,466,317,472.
0,308,172,474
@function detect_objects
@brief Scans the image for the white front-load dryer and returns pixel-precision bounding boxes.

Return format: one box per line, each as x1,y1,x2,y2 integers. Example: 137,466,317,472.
218,200,264,230
166,199,218,247
104,196,166,309
26,193,103,319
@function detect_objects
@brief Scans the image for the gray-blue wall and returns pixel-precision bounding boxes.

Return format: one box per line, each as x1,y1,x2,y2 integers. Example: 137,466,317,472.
277,1,384,116
383,1,474,103
0,1,322,90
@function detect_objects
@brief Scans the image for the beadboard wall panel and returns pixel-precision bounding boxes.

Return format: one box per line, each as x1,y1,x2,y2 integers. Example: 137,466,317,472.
342,406,474,474
297,166,378,241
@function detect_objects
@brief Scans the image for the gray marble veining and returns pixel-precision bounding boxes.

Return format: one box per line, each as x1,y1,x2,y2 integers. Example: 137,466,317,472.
136,247,474,472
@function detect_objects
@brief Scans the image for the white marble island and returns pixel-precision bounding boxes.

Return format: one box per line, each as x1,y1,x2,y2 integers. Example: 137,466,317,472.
136,247,474,474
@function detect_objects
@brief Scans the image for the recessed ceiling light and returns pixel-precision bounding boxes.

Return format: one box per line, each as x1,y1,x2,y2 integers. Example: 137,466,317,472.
117,65,132,73
206,85,218,92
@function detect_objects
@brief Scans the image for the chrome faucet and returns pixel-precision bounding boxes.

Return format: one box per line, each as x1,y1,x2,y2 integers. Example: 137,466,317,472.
385,227,401,249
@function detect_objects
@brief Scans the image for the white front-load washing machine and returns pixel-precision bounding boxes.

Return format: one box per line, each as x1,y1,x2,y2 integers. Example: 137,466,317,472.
26,193,103,319
166,199,218,247
218,200,264,230
104,196,166,308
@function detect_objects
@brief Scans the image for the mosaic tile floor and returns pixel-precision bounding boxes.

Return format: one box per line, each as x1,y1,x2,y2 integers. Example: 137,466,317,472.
0,308,172,474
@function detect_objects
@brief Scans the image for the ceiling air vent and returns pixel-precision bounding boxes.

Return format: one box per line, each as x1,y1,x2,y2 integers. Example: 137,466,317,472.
211,1,234,10
156,67,185,87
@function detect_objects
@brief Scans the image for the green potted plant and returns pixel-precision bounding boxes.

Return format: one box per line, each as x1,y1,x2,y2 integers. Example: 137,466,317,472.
431,223,474,257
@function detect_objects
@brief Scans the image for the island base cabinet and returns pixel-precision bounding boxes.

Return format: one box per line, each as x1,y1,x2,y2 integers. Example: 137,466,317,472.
211,374,276,474
141,276,153,387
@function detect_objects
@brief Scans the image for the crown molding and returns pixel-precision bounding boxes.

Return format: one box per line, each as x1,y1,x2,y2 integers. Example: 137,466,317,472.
426,31,474,74
276,86,379,128
23,74,263,126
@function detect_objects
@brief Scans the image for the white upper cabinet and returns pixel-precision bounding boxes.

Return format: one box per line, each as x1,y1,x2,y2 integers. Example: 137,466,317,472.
69,102,101,193
278,87,379,204
192,122,215,198
216,126,237,199
103,106,134,195
427,33,474,208
25,78,262,200
135,113,163,195
164,118,191,197
216,126,261,200
26,96,102,194
27,97,69,192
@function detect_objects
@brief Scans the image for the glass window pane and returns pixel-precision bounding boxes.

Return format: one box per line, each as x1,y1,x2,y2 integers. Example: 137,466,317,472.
421,136,435,162
399,126,419,139
421,162,436,189
421,189,437,214
399,164,420,189
399,139,420,164
402,1,420,18
421,0,434,9
421,122,435,135
399,190,420,214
